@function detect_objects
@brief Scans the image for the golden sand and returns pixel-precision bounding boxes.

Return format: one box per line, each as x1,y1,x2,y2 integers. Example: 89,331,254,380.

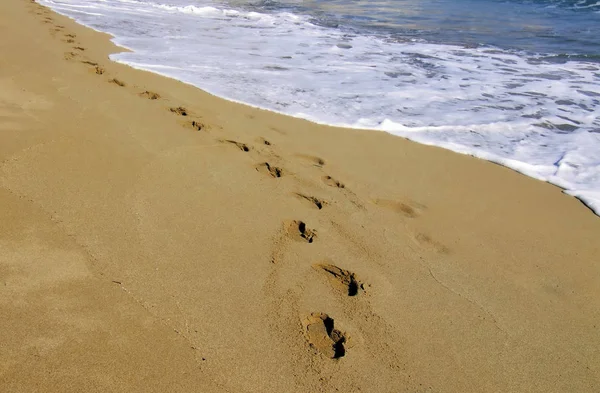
1,1,599,391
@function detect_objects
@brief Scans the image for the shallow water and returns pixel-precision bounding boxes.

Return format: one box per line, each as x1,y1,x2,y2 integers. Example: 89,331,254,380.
39,0,600,214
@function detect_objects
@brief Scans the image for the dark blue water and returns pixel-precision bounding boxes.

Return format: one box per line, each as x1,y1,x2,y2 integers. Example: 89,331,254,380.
234,0,600,57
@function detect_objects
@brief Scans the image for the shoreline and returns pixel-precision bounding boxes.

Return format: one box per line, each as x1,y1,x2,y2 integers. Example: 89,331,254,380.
2,1,600,392
37,0,600,217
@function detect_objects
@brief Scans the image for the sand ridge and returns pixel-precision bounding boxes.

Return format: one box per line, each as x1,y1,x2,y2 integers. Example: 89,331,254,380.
1,0,600,392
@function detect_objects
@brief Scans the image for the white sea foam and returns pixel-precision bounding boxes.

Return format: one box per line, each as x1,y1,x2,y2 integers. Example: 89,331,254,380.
38,0,600,215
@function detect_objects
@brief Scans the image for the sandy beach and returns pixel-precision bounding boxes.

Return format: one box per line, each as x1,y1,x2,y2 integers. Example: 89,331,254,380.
1,0,599,392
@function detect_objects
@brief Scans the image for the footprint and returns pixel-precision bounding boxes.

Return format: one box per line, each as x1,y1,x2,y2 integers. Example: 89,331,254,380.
73,46,85,51
222,140,250,152
414,233,450,254
322,175,345,188
63,52,78,60
303,313,346,359
65,33,76,38
297,154,325,167
256,162,283,178
170,106,188,116
95,66,105,75
64,39,75,44
109,78,126,87
81,60,98,66
373,199,424,218
139,91,160,100
286,220,317,243
189,120,204,131
294,193,327,210
258,137,271,146
312,263,363,296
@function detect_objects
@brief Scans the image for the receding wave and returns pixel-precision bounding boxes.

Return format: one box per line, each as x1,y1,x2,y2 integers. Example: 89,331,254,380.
37,0,600,214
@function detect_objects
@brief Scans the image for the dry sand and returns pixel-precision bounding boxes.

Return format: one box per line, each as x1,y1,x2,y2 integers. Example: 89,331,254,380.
1,1,599,391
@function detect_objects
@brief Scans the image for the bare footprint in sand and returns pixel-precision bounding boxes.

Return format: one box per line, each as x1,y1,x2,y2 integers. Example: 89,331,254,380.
414,233,450,254
296,154,326,167
286,220,317,243
373,199,425,218
303,313,347,359
294,193,327,210
64,51,78,61
312,263,363,296
109,78,126,87
170,106,188,116
222,139,250,152
257,137,272,146
95,66,105,75
322,175,345,188
256,162,284,178
139,91,160,100
188,120,204,131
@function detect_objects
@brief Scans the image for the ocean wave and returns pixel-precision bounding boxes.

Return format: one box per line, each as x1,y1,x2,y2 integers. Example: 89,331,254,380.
37,0,600,215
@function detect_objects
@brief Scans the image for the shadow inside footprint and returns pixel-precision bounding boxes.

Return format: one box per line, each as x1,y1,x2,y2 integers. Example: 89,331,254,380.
322,175,345,188
256,162,283,178
297,154,325,167
109,78,126,87
190,121,204,131
223,140,250,152
170,106,188,116
303,313,346,359
313,263,363,296
140,91,160,100
294,193,327,210
287,220,316,243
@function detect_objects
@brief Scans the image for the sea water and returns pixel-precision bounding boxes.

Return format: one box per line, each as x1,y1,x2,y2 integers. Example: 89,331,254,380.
37,0,600,215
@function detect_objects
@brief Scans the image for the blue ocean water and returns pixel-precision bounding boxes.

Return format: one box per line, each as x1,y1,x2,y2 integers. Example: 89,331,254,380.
38,0,600,214
239,0,600,55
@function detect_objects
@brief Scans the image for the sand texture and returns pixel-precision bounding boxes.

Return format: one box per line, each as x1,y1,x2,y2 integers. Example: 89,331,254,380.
1,1,600,392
